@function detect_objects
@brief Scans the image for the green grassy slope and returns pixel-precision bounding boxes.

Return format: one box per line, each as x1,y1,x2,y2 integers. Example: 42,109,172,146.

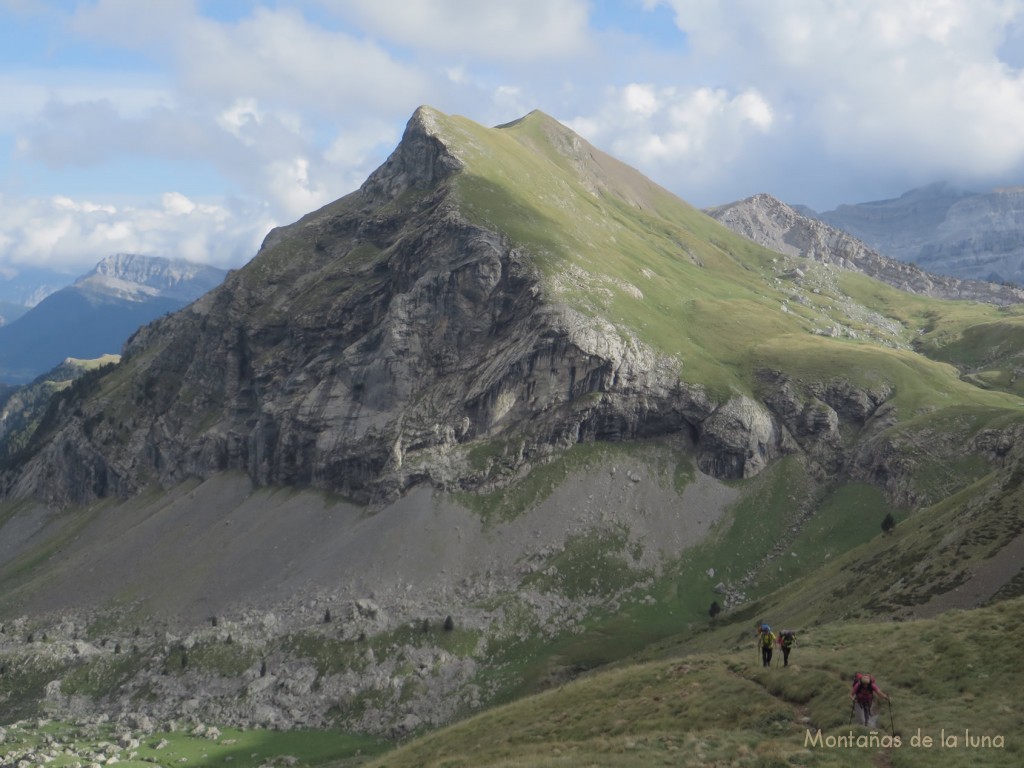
428,110,1024,417
368,599,1023,768
0,722,390,767
839,271,1024,397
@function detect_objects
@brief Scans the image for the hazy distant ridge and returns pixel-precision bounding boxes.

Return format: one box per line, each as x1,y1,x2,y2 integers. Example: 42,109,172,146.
806,183,1024,285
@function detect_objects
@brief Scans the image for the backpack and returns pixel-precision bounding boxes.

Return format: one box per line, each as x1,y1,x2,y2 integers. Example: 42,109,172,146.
760,628,773,647
780,630,794,647
854,673,875,695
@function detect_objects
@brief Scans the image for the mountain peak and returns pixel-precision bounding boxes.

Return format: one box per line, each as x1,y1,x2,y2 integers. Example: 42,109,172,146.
494,108,559,131
355,105,465,206
75,253,227,303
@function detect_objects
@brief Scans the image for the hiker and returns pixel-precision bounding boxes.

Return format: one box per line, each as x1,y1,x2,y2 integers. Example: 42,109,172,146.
777,629,796,666
756,623,776,667
850,673,889,725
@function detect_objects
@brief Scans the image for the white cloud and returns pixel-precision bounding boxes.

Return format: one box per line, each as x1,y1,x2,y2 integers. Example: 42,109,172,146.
265,156,332,219
177,7,431,114
568,84,775,183
0,1,433,275
623,84,660,117
0,192,268,271
492,85,530,117
332,0,592,59
162,191,197,216
52,196,117,214
216,98,264,145
323,120,401,169
69,0,435,114
653,0,1024,182
8,0,1024,277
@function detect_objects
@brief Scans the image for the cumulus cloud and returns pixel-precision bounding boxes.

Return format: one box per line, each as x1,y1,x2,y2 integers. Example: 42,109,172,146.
7,0,1024,278
0,1,435,273
653,0,1024,182
568,84,775,187
332,0,592,59
179,7,432,114
71,1,433,114
216,98,264,145
0,192,269,271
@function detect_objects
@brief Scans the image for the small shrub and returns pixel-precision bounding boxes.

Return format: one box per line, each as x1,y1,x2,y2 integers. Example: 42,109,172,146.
443,615,455,632
881,513,896,535
709,601,722,618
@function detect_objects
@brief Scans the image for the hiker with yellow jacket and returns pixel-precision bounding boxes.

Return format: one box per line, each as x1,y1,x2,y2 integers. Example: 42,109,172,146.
756,623,776,667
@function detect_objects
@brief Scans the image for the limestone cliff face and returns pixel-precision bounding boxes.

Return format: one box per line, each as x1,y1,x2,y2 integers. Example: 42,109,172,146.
707,193,1024,304
5,109,801,507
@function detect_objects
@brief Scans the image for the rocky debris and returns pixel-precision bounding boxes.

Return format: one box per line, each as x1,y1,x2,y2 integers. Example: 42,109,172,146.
0,498,689,736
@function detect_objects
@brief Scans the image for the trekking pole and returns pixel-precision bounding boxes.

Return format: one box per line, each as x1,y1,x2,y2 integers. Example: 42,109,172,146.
888,698,895,734
848,700,855,725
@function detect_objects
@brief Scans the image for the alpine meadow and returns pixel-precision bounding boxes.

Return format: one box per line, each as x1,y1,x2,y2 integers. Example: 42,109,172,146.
1,107,1022,767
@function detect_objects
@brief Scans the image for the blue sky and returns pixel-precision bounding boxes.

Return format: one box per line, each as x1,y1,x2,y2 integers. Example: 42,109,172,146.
3,0,1024,276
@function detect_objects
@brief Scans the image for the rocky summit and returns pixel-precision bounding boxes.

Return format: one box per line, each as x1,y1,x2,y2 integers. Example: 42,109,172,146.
2,107,1024,743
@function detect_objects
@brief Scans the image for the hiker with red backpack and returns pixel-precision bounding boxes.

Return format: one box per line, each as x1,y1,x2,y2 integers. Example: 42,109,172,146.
756,623,776,667
850,673,889,726
777,629,796,666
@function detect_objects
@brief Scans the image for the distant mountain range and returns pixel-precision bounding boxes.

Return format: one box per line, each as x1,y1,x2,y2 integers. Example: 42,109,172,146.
0,301,29,326
799,182,1024,286
0,265,70,309
0,254,226,384
706,192,1024,305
